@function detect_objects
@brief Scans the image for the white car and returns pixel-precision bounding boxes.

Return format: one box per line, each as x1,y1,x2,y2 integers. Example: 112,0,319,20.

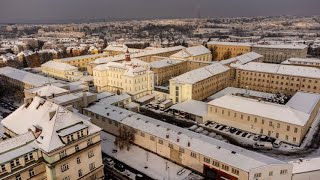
103,157,115,166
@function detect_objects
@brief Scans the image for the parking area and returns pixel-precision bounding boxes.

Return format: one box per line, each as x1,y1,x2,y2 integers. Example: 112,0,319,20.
189,121,283,150
102,152,151,180
0,98,19,119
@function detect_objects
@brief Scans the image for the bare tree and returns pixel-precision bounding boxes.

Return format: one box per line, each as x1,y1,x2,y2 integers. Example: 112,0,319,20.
210,46,219,61
222,49,232,60
114,125,136,151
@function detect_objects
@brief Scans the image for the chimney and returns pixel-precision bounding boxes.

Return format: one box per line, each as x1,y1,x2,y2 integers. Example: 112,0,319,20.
83,92,88,107
187,141,190,147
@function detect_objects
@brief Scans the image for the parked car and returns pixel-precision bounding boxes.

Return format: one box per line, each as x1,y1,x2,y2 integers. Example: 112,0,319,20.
235,130,242,135
177,168,186,176
103,157,115,166
135,174,144,180
219,125,226,131
253,142,273,150
114,163,126,172
229,128,237,133
214,124,221,129
241,132,248,137
273,140,282,148
253,135,260,141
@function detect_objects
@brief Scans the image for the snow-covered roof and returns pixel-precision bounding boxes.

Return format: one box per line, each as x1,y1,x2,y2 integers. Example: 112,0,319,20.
149,59,183,68
282,58,320,66
208,94,312,126
85,104,286,172
236,62,320,79
170,62,229,84
0,67,59,88
93,60,150,76
207,41,252,47
208,87,274,100
41,61,78,71
95,93,131,106
170,45,210,59
26,84,69,97
290,157,320,174
1,96,101,153
97,92,115,100
92,46,185,65
253,44,308,50
286,92,320,115
220,52,263,65
0,132,38,163
170,100,207,117
58,53,106,62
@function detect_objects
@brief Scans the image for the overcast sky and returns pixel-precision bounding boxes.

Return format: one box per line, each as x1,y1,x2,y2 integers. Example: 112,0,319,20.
1,0,320,23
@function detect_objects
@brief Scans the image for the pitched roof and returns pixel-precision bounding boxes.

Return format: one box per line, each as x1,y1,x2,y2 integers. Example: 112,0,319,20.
1,96,101,152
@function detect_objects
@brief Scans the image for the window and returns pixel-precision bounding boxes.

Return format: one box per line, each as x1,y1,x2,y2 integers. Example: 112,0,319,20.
87,138,93,146
16,175,22,180
294,127,298,133
77,157,81,164
89,163,96,171
287,126,290,131
90,174,97,180
280,169,288,175
88,150,94,158
221,164,229,171
293,137,297,142
269,121,272,127
61,163,69,172
179,147,184,153
158,139,163,144
150,136,155,141
190,152,197,158
204,157,210,163
269,171,273,176
254,173,262,178
10,161,16,168
59,150,67,159
212,160,219,167
232,168,239,175
277,123,280,128
78,169,83,177
168,143,173,149
262,119,264,124
286,135,289,140
29,169,35,177
140,132,145,137
276,133,279,138
75,145,80,152
1,164,6,172
63,176,70,180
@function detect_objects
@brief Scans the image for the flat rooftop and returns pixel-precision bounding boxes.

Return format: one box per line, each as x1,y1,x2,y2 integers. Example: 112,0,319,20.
170,100,208,117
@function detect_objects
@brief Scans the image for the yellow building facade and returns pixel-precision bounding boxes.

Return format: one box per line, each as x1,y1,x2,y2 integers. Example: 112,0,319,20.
41,61,83,81
207,42,252,60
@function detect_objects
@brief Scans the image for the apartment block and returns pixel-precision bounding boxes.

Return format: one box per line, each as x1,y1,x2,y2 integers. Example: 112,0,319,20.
0,96,104,180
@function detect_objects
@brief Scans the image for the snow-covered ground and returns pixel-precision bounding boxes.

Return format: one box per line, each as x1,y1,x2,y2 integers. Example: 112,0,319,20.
100,131,200,180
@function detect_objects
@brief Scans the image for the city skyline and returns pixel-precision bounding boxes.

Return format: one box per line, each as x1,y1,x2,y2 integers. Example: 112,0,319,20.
1,0,320,23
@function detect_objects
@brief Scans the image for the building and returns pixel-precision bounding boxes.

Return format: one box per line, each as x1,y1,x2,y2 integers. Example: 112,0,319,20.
170,100,208,123
206,92,320,145
87,46,185,75
207,41,252,60
170,45,212,62
252,44,308,63
219,52,263,67
281,58,320,68
235,62,320,95
0,66,59,89
83,103,293,180
150,58,188,86
0,96,104,180
41,61,83,81
54,53,107,71
93,51,154,99
169,62,230,103
24,84,70,99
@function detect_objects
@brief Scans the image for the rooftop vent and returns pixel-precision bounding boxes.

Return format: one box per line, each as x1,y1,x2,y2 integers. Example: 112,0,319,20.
177,137,180,142
217,146,221,149
187,141,190,147
105,107,108,109
106,113,109,116
177,132,182,135
145,121,149,123
166,128,170,131
166,134,169,138
231,151,236,154
157,125,160,127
